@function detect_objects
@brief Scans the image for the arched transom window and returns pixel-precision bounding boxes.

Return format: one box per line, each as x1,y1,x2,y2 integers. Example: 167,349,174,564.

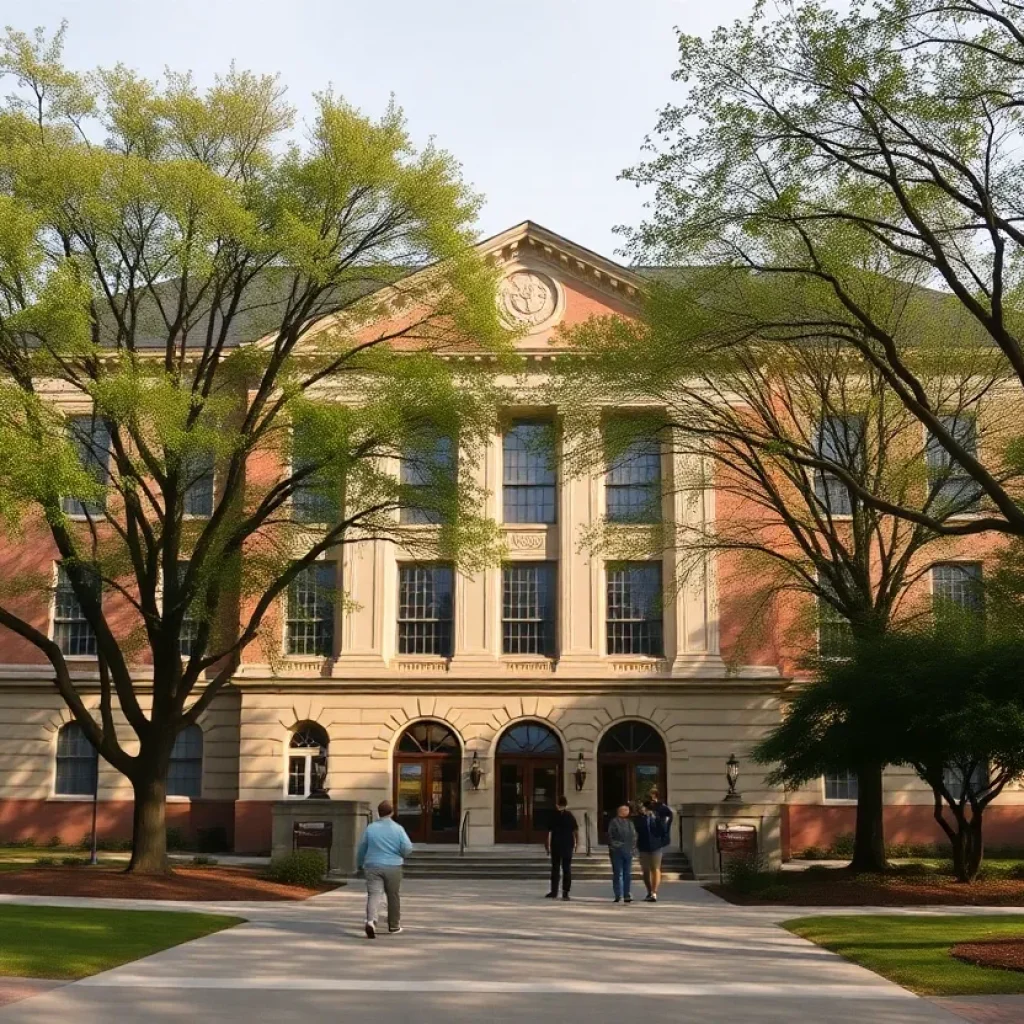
497,721,561,756
287,722,329,797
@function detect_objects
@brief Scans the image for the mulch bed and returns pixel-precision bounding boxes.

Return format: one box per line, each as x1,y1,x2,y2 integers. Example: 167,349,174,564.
0,865,336,901
951,939,1024,973
710,874,1024,906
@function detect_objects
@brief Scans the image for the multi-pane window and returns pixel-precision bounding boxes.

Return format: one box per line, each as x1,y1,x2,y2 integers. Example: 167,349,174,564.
167,725,203,798
606,562,664,656
398,564,454,656
177,561,199,658
927,415,981,512
183,451,215,517
606,438,662,524
400,434,455,524
502,563,556,656
932,563,983,616
813,415,865,516
817,571,854,659
63,415,111,516
291,421,339,524
824,770,858,801
503,420,557,524
288,722,329,798
55,722,98,796
943,763,988,801
285,563,336,657
53,564,99,656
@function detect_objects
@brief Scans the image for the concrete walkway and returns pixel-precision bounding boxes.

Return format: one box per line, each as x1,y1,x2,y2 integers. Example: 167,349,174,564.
0,879,1012,1023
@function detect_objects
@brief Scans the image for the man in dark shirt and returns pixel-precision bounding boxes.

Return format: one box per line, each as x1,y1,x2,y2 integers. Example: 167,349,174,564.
545,795,578,901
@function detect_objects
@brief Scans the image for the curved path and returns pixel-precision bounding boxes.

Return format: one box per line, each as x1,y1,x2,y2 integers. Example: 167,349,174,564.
0,880,1007,1023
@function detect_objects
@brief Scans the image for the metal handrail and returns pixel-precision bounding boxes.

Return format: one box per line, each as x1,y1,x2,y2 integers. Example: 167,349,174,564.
583,811,592,856
459,809,470,856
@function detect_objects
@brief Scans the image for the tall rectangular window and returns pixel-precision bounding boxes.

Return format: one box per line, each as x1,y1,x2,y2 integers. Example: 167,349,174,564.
53,564,99,656
606,438,662,524
932,563,983,616
400,434,455,524
503,420,557,524
927,415,981,512
813,415,864,516
817,571,854,659
292,422,339,524
177,561,199,658
398,564,453,656
55,723,98,796
606,562,663,656
824,770,858,801
502,563,556,656
285,563,336,656
63,415,111,517
183,451,215,517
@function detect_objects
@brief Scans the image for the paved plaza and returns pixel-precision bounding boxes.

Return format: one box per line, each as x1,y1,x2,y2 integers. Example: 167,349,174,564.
0,880,1020,1023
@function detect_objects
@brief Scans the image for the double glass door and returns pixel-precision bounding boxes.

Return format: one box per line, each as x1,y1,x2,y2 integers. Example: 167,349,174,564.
394,757,460,844
598,760,664,842
495,757,560,844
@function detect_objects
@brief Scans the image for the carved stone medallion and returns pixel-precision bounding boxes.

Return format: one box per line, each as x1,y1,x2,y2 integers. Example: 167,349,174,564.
499,270,558,329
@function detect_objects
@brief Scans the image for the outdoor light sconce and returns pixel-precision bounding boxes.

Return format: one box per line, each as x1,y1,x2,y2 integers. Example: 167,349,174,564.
574,752,587,792
469,752,483,790
724,752,742,803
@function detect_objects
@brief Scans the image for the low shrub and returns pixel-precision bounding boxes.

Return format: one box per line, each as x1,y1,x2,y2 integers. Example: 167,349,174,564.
265,850,327,888
196,826,229,854
830,833,855,858
35,856,55,866
889,861,934,877
46,836,61,849
799,845,828,860
723,854,781,895
3,838,36,849
166,827,188,852
61,856,83,867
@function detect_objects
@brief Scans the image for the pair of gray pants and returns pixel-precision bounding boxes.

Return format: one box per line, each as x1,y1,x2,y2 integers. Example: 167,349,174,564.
365,865,402,931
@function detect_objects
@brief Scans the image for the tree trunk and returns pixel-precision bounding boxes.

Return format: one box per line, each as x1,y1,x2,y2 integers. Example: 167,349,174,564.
849,761,887,873
964,811,984,883
127,772,169,874
949,827,969,883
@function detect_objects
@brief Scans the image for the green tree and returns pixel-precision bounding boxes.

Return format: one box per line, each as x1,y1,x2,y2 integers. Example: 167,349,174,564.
558,280,995,871
755,626,1024,882
0,25,511,872
620,0,1024,537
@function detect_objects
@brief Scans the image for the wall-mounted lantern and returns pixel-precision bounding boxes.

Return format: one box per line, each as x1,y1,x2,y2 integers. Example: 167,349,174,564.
724,753,742,803
574,752,587,792
469,751,483,790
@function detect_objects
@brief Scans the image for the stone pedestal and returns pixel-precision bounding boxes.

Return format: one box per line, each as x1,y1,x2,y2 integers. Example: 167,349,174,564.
677,802,782,880
271,799,370,876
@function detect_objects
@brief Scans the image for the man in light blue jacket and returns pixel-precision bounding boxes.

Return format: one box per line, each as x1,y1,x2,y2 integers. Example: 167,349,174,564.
357,799,414,939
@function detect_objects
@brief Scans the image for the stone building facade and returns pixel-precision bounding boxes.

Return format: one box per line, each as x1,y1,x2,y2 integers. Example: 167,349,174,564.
0,221,1019,856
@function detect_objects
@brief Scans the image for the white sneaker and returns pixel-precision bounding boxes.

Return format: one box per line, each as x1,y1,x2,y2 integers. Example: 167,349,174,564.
389,926,404,934
365,921,376,939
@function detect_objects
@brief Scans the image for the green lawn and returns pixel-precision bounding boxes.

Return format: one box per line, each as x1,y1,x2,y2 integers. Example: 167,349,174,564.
785,914,1024,995
0,905,241,980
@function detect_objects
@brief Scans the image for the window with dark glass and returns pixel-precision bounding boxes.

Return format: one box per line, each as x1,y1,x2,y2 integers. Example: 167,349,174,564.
285,562,336,656
398,564,453,656
291,421,339,524
167,725,203,798
606,562,664,656
55,722,97,795
503,420,557,524
53,564,99,656
177,561,199,658
606,438,662,523
502,563,556,656
183,451,215,517
817,570,854,659
932,563,983,616
943,762,988,801
400,434,455,524
813,415,865,516
824,770,858,801
63,414,111,516
927,415,982,512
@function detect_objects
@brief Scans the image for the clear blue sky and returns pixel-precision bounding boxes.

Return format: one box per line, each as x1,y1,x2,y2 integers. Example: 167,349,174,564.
2,0,755,261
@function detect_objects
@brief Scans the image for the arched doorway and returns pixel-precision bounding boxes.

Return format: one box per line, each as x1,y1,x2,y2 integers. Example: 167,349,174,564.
494,721,563,844
597,721,666,842
393,721,461,844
